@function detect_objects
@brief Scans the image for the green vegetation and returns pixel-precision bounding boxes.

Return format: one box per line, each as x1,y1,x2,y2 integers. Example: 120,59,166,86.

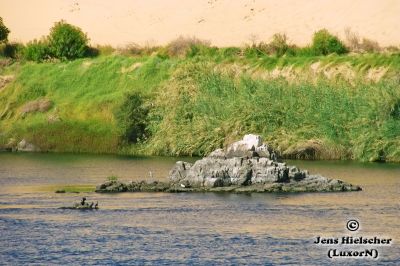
0,17,10,43
48,20,89,60
116,91,150,144
1,20,89,62
54,185,95,193
24,39,51,62
1,53,399,162
0,21,399,162
311,29,347,55
107,175,119,182
147,65,399,162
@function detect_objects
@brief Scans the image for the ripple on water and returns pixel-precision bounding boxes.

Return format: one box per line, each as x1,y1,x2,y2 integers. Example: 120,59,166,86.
0,154,399,264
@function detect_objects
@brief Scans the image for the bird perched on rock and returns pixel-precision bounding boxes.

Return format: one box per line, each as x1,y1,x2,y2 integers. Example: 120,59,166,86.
80,197,86,206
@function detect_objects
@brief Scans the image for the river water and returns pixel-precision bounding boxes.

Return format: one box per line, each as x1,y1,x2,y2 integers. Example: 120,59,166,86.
0,153,399,265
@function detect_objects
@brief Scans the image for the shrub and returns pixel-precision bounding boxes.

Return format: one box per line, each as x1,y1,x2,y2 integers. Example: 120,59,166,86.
115,91,149,144
242,34,291,57
243,42,269,58
0,42,24,59
0,17,10,43
268,33,289,57
311,29,347,55
290,46,317,57
384,45,400,53
107,175,119,182
186,45,218,58
118,42,159,56
344,28,360,51
360,38,380,53
344,28,381,53
221,47,241,57
48,20,89,60
95,44,115,56
24,39,51,62
165,36,210,57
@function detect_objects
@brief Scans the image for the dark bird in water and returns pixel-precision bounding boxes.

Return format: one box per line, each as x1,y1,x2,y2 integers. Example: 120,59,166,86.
81,197,86,206
94,201,98,209
89,202,94,208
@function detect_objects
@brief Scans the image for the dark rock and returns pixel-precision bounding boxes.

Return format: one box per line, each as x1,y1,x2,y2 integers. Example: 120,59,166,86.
95,180,128,192
59,200,99,210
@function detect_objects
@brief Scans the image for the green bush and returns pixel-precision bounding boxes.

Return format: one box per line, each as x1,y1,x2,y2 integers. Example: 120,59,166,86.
0,17,10,43
311,29,347,55
0,42,24,59
85,46,100,57
48,20,89,60
115,91,150,144
107,175,119,182
268,33,289,57
24,39,51,62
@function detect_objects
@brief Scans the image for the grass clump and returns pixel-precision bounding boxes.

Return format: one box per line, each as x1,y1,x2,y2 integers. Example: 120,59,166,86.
24,39,51,62
146,62,400,162
118,42,160,57
163,36,211,58
115,91,150,144
55,185,95,193
107,175,119,182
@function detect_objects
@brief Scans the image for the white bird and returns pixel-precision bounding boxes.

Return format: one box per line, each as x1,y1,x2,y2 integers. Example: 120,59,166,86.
180,184,186,188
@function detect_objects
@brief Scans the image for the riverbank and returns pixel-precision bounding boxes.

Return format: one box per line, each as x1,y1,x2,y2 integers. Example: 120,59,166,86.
1,53,399,162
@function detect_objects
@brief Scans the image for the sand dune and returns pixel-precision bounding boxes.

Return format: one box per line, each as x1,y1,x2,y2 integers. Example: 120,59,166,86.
1,0,399,46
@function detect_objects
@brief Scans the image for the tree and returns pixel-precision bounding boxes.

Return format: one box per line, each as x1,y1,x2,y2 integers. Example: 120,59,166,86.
0,17,10,43
48,20,89,60
311,29,347,55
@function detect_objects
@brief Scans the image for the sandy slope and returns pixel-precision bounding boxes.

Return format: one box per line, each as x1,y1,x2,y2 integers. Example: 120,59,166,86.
1,0,399,46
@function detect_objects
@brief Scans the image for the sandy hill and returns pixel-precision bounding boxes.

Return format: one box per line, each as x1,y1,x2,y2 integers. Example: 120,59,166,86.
1,0,399,46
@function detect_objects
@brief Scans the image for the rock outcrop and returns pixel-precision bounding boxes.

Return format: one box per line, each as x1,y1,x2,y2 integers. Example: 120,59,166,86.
96,134,361,193
168,134,361,192
96,180,171,193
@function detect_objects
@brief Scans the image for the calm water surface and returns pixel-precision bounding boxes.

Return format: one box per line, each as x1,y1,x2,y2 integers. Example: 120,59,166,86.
0,153,399,265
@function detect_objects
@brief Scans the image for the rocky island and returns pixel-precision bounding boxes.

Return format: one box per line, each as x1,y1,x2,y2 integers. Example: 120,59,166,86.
96,135,361,193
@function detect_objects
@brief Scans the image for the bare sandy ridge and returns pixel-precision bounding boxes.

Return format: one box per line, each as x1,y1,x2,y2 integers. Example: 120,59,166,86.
1,0,399,46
